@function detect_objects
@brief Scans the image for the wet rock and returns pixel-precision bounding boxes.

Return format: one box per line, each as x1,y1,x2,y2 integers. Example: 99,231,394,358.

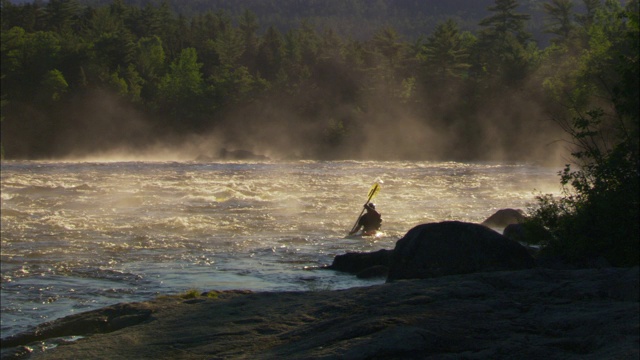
388,221,535,281
1,303,152,349
5,268,639,360
481,208,526,229
326,249,392,274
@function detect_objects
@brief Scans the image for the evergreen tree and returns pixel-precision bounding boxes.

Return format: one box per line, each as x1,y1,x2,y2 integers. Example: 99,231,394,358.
44,0,82,33
238,9,259,71
479,0,532,45
420,19,470,78
371,26,403,68
543,0,575,43
575,0,603,29
476,0,534,84
256,26,285,82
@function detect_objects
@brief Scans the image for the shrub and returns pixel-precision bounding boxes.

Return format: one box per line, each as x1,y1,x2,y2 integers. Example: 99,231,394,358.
526,1,639,267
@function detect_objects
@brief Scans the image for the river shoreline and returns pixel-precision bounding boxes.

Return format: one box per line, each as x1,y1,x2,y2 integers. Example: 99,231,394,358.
3,266,638,359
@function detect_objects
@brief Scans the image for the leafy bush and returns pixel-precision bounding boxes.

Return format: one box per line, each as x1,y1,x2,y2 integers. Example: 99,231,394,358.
526,112,639,266
526,1,639,267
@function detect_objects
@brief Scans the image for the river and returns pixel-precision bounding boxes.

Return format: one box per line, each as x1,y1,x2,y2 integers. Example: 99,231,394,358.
0,160,561,339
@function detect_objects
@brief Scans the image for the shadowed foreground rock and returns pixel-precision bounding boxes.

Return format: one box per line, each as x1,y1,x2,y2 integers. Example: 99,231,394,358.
2,268,637,360
388,221,535,281
1,303,152,349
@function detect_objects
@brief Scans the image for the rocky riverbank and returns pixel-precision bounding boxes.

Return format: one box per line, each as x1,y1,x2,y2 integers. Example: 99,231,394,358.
2,267,638,360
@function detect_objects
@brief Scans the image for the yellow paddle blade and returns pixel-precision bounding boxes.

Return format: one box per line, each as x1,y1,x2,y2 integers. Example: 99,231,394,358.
367,183,381,201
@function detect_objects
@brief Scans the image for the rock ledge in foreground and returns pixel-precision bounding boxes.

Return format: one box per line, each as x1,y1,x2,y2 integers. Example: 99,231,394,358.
6,267,637,360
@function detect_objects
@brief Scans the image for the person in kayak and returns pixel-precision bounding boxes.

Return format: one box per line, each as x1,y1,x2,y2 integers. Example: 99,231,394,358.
349,203,382,235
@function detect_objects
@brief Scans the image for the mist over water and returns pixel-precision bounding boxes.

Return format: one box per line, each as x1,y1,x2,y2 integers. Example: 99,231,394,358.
4,83,569,166
1,160,561,339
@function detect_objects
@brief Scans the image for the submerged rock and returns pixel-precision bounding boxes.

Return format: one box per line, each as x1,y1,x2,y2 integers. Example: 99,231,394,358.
194,148,270,162
388,221,534,281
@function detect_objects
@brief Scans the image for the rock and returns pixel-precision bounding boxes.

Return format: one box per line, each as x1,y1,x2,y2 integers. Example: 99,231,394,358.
503,223,526,241
481,208,526,229
219,148,269,160
327,249,392,274
194,149,270,162
1,303,152,349
194,154,214,162
3,268,638,359
356,265,389,279
387,221,535,281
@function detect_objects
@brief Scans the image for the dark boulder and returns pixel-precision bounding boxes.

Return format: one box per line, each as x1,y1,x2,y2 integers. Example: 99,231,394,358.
219,148,269,160
503,223,526,242
481,208,525,229
387,221,535,281
327,249,393,276
194,154,214,162
356,265,389,279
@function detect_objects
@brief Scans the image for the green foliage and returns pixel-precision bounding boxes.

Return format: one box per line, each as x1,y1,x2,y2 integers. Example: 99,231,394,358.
0,0,634,169
527,0,639,267
157,47,204,112
107,69,128,96
159,47,203,97
323,118,348,147
41,68,69,101
256,26,285,82
543,0,575,42
479,0,532,44
419,19,471,78
475,0,535,83
372,26,404,67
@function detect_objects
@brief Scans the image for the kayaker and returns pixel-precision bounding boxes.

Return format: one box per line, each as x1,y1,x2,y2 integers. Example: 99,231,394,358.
349,203,382,235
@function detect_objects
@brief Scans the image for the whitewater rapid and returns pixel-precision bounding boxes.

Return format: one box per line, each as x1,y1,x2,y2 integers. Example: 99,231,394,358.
1,160,561,338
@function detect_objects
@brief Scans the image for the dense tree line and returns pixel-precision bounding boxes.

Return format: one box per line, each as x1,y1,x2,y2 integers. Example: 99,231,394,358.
62,0,551,43
0,0,636,163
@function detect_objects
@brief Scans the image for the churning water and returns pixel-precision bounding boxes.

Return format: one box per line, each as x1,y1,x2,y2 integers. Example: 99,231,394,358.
1,160,561,338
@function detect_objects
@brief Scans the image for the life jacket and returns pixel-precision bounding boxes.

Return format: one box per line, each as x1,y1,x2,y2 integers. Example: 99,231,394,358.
361,211,382,231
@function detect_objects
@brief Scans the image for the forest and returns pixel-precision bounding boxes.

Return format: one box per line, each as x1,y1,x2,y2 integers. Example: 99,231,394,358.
0,0,637,164
1,0,558,44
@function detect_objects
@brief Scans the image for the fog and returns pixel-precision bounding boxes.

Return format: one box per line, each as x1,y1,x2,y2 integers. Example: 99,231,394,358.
61,86,568,165
3,77,569,166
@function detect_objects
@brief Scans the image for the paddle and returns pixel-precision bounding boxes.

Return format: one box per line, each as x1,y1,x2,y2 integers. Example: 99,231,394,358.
349,182,381,235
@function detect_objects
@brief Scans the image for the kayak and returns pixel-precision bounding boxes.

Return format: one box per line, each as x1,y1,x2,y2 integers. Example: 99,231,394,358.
345,230,384,239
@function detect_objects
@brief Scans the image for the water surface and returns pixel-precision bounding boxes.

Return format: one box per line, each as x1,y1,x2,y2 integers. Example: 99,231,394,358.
1,160,561,338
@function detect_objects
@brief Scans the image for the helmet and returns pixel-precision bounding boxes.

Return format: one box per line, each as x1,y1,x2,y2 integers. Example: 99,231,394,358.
367,203,376,209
